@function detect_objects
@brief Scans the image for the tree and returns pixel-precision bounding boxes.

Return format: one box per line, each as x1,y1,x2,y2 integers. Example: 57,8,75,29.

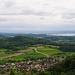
9,67,17,75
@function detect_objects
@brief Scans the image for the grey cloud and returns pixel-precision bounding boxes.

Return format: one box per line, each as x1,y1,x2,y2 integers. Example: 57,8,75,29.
0,13,18,15
62,10,75,19
40,17,45,20
21,8,52,16
0,7,52,16
43,3,50,6
0,18,7,22
0,0,52,16
63,15,75,19
54,6,66,10
4,0,16,8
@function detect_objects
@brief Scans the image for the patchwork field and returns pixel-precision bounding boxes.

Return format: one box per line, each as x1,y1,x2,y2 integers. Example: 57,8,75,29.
0,52,46,64
37,46,62,55
0,48,46,64
0,46,75,64
6,52,45,61
37,46,75,57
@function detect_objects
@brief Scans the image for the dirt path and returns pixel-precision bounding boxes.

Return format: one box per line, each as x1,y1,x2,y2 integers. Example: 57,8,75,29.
34,48,49,57
0,49,33,60
18,50,33,53
1,53,23,60
0,48,49,60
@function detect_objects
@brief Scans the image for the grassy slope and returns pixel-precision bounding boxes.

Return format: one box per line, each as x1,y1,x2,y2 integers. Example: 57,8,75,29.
37,46,62,55
0,46,75,64
0,49,8,59
6,52,46,61
37,46,75,57
0,52,46,64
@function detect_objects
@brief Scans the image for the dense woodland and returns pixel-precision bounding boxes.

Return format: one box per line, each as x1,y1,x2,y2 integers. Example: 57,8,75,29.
0,36,52,50
44,36,75,41
0,35,75,52
47,55,75,75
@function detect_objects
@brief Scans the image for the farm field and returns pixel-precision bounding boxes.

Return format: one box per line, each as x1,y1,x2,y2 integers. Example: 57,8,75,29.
37,46,62,55
0,52,46,64
0,46,75,64
6,52,46,61
0,49,33,60
36,46,75,57
0,48,46,64
0,49,7,52
0,49,8,59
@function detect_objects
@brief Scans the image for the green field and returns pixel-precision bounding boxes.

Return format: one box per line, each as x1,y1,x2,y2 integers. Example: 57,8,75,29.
0,49,8,59
0,52,46,64
0,49,7,52
6,52,46,61
0,46,75,64
37,46,62,55
37,46,75,57
0,53,8,58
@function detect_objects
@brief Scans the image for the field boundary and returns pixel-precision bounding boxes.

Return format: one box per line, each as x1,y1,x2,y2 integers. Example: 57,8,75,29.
34,48,49,57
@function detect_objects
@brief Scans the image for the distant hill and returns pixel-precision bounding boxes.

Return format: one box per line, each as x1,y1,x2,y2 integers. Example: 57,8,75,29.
0,31,75,37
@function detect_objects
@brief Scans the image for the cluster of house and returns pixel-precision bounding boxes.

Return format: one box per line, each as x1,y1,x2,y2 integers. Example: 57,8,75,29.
0,57,65,74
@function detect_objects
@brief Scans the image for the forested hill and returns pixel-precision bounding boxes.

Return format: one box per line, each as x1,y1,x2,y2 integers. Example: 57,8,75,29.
0,35,75,52
0,36,52,50
48,55,75,75
44,36,75,41
1,33,75,41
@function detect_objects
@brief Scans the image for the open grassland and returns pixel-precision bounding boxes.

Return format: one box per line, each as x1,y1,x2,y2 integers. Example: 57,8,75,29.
0,49,33,60
6,52,46,61
37,46,62,55
37,46,75,57
0,48,46,64
0,49,8,59
0,46,75,64
1,53,23,60
53,52,75,57
0,52,46,64
0,53,8,58
0,49,7,52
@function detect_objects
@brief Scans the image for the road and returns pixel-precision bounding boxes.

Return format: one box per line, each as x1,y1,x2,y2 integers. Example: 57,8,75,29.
34,48,49,57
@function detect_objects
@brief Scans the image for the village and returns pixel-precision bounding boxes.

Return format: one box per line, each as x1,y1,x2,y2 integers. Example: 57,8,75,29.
0,57,65,74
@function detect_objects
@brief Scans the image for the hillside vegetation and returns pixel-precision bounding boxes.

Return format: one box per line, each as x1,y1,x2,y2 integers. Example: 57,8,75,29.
47,55,75,75
0,36,75,52
0,35,75,75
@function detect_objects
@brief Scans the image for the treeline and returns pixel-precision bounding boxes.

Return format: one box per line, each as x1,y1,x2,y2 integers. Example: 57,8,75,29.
58,42,75,52
0,36,75,52
0,36,52,50
44,36,75,41
59,46,75,52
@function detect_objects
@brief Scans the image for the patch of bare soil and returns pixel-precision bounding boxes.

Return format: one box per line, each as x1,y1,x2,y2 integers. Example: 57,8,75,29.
1,53,23,60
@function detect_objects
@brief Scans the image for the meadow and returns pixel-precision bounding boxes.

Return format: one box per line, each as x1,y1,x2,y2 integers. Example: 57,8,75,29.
5,52,46,61
0,46,75,64
36,46,75,57
0,49,8,59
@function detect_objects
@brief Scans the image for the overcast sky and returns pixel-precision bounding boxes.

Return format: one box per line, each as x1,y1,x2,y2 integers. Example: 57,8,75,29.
0,0,75,33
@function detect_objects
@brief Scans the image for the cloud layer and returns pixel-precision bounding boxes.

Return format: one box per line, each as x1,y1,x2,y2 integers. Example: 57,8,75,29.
0,0,75,33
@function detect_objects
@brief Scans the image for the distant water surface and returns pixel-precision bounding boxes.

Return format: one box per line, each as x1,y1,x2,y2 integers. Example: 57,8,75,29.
50,34,75,36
